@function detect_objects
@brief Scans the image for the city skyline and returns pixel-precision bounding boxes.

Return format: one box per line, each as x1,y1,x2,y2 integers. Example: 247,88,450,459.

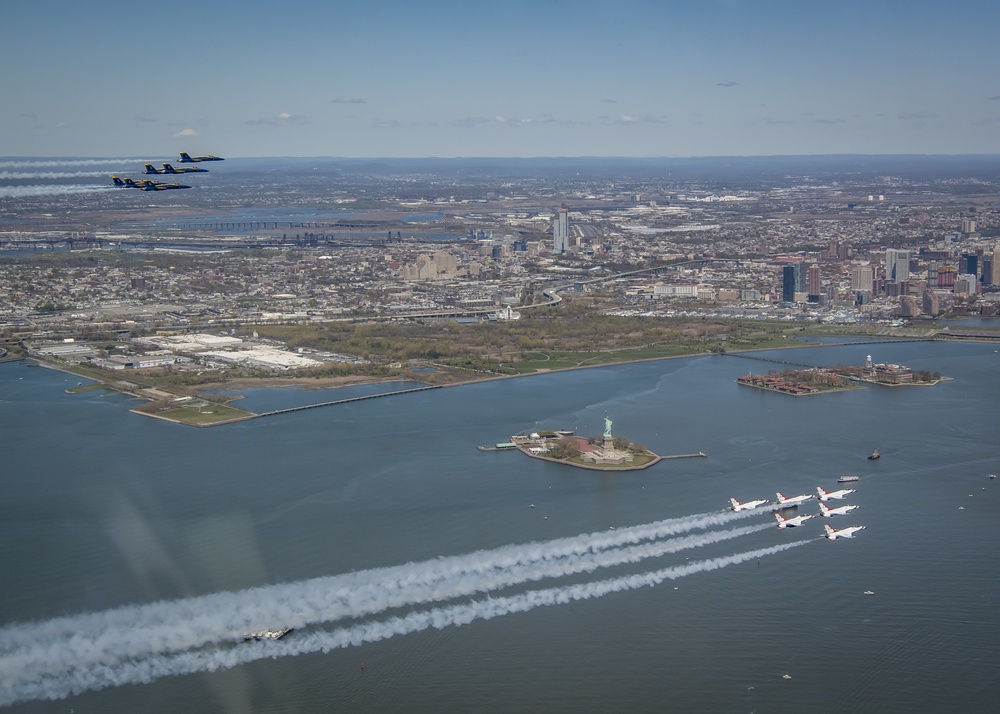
3,0,1000,159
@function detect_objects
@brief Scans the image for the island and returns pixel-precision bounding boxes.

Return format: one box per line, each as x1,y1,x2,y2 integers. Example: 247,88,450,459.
501,415,706,471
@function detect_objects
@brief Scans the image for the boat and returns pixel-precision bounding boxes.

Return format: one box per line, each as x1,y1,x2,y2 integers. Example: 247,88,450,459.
838,475,860,483
867,449,880,461
242,627,292,642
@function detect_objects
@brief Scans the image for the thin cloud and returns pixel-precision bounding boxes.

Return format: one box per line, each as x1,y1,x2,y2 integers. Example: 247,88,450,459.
602,98,617,103
174,128,199,137
331,97,366,104
898,112,936,120
990,95,1000,100
134,115,158,124
246,113,310,126
603,114,665,125
748,116,795,125
716,81,740,87
371,118,401,128
495,115,566,126
450,117,491,128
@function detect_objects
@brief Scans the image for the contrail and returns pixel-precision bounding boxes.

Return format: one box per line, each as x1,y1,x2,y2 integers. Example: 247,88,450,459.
0,511,770,702
0,159,138,169
0,508,757,661
0,542,806,706
0,185,111,198
0,171,109,180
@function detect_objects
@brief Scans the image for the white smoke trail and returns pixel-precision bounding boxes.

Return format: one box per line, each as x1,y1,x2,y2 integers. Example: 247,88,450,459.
0,542,806,706
0,159,139,169
1,522,770,689
0,171,109,180
0,508,757,660
0,511,768,701
0,185,111,199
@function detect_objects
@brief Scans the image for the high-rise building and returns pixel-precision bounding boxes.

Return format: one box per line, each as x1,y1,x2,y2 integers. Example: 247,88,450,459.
959,254,978,279
899,295,919,317
955,274,978,295
927,261,938,289
922,290,940,316
962,218,977,234
993,244,1000,285
553,209,568,254
807,264,820,302
782,263,803,302
885,249,911,283
851,265,873,292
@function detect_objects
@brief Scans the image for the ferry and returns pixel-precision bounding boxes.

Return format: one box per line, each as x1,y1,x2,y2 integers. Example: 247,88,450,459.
838,475,860,483
242,627,292,642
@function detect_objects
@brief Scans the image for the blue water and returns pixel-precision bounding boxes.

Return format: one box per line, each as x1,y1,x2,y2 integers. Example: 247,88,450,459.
1,339,998,713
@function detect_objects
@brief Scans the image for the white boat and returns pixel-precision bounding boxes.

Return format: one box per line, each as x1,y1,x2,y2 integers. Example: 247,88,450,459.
838,475,860,483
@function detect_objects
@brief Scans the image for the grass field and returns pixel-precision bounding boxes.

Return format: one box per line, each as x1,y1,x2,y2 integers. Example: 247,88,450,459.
147,403,254,426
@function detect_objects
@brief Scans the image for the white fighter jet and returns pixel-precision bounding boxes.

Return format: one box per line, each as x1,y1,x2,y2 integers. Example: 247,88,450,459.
774,512,815,529
824,524,866,540
819,502,860,518
730,497,770,512
816,486,857,501
775,491,814,508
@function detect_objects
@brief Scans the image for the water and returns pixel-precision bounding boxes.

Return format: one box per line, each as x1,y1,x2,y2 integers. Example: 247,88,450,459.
1,340,998,713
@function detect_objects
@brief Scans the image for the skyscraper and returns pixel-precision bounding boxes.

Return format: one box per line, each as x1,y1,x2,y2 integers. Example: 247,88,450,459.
806,264,820,302
782,263,803,302
851,264,873,292
885,249,910,283
553,209,568,254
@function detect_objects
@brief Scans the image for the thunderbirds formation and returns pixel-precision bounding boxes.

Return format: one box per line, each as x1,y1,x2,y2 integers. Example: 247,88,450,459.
729,486,866,541
112,152,224,191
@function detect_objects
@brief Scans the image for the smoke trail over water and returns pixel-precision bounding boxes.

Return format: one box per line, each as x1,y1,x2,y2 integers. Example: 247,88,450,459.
0,511,806,707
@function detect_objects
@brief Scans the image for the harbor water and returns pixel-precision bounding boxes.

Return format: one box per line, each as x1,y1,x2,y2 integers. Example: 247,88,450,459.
1,339,998,713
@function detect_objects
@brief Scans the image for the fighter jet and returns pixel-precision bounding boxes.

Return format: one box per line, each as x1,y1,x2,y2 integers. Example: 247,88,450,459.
824,524,866,540
775,491,814,508
816,486,857,501
819,502,860,518
178,151,224,163
112,176,190,191
729,497,770,512
774,512,814,529
144,163,208,175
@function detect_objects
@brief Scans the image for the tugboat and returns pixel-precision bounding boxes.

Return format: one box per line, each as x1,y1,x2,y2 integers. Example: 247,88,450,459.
867,448,880,461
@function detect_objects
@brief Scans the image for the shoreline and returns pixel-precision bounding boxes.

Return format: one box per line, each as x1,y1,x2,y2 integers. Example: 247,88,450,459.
35,333,972,427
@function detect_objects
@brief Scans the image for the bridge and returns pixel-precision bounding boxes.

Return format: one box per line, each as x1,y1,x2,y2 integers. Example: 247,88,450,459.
252,384,444,419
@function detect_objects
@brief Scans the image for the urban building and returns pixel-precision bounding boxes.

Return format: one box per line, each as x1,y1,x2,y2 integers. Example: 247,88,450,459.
885,249,911,283
553,209,568,254
851,264,873,292
806,263,820,302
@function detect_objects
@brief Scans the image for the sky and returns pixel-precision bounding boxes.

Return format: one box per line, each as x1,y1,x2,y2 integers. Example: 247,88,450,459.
3,0,1000,158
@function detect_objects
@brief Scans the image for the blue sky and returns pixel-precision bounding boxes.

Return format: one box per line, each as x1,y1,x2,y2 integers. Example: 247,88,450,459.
3,0,999,158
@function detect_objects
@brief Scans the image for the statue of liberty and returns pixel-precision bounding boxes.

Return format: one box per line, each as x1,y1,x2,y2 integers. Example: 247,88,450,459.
603,414,613,439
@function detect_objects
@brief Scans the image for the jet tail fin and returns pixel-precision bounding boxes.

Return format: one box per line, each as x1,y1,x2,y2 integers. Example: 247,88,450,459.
179,152,193,162
111,176,125,186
